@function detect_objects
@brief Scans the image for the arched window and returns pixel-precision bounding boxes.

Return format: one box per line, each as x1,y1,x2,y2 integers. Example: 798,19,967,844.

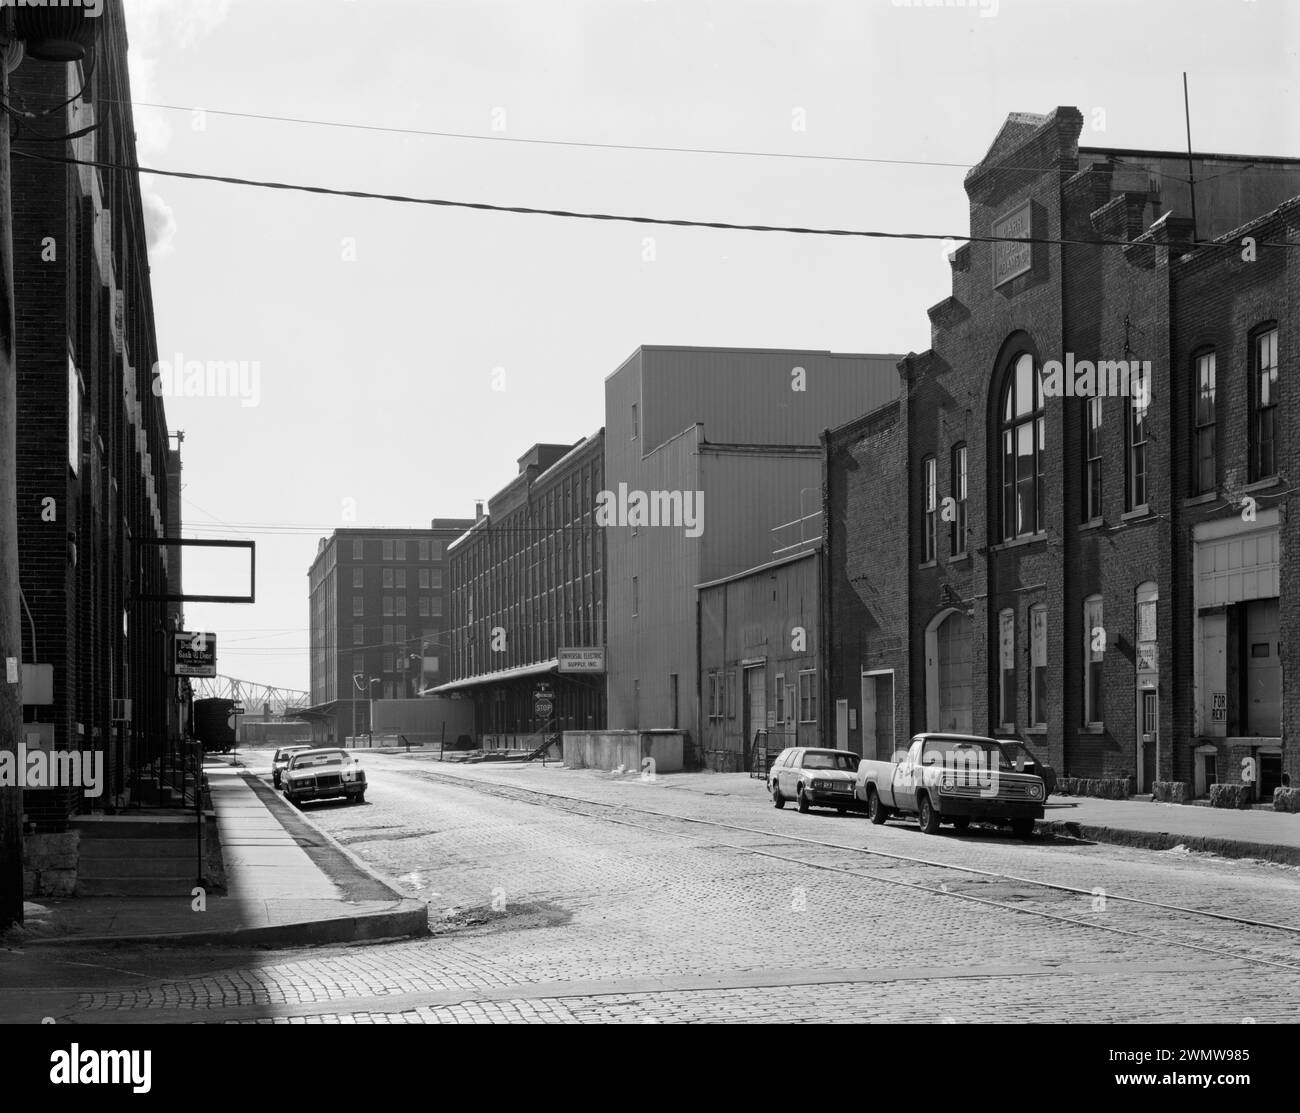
999,352,1045,540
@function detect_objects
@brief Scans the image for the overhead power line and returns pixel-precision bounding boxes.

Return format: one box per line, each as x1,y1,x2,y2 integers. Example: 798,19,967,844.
12,148,1292,252
17,93,1292,189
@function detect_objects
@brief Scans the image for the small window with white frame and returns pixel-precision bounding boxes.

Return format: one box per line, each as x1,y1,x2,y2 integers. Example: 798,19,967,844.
798,670,817,723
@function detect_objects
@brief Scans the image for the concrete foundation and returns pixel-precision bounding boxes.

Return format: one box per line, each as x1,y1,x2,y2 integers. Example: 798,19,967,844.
563,730,685,774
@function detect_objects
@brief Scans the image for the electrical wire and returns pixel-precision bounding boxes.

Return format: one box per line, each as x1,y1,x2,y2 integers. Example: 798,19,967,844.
11,147,1295,252
16,90,1295,194
0,90,1125,174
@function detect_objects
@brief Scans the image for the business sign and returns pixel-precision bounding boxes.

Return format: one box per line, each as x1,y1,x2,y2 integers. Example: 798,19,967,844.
558,647,605,673
173,631,217,678
992,201,1032,286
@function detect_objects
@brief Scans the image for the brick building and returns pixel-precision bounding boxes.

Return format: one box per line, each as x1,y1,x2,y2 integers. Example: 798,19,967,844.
306,521,473,743
12,1,185,828
436,433,606,745
827,107,1299,798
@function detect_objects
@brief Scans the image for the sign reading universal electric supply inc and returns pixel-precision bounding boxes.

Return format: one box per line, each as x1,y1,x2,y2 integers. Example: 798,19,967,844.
172,632,217,677
558,647,605,673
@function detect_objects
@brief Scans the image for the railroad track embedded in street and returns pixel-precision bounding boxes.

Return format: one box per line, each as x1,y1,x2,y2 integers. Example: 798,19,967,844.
398,765,1300,975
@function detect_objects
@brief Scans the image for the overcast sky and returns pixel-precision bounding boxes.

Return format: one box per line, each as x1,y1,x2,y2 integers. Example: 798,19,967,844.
123,0,1298,692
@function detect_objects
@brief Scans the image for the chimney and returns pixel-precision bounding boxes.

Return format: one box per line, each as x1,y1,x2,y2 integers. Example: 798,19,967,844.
475,501,485,520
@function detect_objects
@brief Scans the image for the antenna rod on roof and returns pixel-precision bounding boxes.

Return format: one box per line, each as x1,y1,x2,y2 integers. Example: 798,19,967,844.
1183,72,1198,243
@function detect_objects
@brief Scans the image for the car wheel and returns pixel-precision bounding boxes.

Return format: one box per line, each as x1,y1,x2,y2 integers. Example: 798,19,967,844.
772,782,786,809
951,816,971,832
797,785,810,813
1011,818,1035,839
355,792,366,804
918,794,941,834
867,788,889,825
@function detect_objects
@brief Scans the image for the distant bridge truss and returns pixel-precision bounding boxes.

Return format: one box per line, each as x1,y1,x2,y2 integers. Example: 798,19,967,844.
190,675,310,719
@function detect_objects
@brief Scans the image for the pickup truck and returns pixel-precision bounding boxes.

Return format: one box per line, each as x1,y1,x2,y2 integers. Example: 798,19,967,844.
855,733,1045,837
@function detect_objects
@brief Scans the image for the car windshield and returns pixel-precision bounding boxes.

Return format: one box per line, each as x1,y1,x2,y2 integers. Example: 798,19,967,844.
1001,743,1040,770
289,751,351,769
802,752,859,771
920,740,1016,771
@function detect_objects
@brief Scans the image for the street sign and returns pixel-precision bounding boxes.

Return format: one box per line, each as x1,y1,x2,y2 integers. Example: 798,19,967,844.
172,631,217,677
534,697,553,718
558,647,605,673
230,704,245,715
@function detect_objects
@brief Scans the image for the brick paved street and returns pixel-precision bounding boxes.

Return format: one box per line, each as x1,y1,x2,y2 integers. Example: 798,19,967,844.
9,754,1291,1025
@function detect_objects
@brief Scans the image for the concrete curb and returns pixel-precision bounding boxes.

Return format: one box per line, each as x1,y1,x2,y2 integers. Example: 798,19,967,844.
1038,819,1300,867
23,902,431,949
25,772,431,949
241,771,412,893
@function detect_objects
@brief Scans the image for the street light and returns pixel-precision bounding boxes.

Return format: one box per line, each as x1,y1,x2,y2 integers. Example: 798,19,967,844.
351,672,365,749
368,677,381,747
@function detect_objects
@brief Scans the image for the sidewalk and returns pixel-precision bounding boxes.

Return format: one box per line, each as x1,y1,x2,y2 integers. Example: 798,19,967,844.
17,765,428,947
1036,794,1300,866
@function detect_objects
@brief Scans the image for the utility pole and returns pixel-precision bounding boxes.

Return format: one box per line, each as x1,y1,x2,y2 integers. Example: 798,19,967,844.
1183,73,1198,244
0,10,24,931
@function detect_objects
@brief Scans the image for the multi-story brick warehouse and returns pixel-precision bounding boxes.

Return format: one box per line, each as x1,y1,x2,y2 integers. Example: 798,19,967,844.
11,2,185,828
435,434,606,746
826,107,1300,799
306,521,473,743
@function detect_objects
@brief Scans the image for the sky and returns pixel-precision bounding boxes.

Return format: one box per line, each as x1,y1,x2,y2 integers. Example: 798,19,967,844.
121,0,1299,693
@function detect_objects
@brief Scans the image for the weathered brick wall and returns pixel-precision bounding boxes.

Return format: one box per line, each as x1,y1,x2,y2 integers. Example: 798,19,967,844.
1169,202,1298,790
829,107,1296,793
825,400,910,757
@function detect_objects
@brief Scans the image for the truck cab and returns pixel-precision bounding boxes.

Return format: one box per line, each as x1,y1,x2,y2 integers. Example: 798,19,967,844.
855,732,1045,837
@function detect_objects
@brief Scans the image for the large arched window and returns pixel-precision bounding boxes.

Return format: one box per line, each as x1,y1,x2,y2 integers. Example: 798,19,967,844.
1000,352,1045,540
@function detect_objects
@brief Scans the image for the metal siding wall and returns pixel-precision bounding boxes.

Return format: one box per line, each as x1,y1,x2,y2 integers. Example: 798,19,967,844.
643,349,899,450
697,451,823,583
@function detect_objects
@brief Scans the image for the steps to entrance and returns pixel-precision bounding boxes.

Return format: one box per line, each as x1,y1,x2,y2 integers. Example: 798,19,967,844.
71,815,206,897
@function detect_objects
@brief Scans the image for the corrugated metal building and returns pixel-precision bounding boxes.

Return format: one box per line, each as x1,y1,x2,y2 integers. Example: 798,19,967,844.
697,548,822,772
604,346,900,751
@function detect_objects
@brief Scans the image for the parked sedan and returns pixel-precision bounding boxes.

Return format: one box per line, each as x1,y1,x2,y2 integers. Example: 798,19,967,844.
769,747,861,814
271,744,314,788
281,748,367,806
999,740,1057,799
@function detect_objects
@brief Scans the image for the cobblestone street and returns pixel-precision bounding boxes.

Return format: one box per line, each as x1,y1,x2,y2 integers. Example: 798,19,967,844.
16,755,1298,1024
